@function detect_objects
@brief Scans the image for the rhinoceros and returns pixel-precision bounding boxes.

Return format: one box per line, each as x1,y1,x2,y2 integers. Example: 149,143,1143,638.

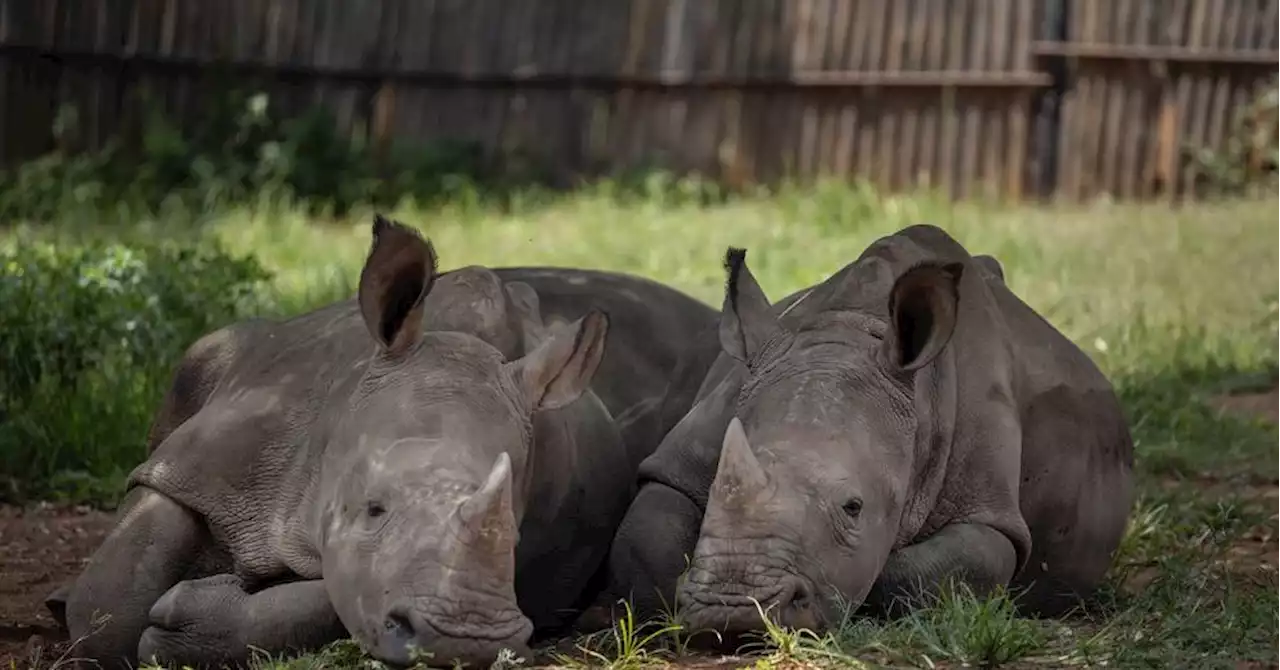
603,224,1135,635
53,216,716,669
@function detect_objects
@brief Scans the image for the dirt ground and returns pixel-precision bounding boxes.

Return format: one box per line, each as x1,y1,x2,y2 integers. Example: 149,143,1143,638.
2,390,1276,669
0,503,115,667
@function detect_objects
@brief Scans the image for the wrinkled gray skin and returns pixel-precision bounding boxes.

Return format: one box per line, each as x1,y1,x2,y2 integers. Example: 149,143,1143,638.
605,224,1135,636
48,216,716,669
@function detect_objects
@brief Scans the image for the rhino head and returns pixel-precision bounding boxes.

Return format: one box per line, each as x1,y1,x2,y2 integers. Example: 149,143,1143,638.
319,216,609,666
677,247,963,635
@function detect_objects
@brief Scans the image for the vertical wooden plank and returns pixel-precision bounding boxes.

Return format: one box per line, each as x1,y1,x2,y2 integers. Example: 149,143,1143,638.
875,0,902,188
1179,0,1213,194
890,1,921,188
958,0,984,199
917,0,946,190
983,0,1012,199
1058,0,1089,200
1004,0,1031,199
885,1,910,189
864,0,887,72
815,2,841,180
846,0,871,73
1133,0,1153,46
833,0,860,181
826,0,852,71
1261,0,1279,51
939,0,966,196
730,0,758,78
793,0,819,178
1206,0,1244,175
1117,71,1147,199
1111,0,1141,199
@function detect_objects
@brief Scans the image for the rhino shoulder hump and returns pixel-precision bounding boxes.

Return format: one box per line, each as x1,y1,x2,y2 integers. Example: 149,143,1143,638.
146,321,262,451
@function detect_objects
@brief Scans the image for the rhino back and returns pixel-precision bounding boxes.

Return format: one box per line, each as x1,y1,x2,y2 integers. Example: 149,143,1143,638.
978,269,1135,592
492,268,717,463
129,301,372,582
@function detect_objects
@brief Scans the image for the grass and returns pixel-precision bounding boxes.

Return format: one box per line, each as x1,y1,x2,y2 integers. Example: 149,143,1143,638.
6,181,1277,669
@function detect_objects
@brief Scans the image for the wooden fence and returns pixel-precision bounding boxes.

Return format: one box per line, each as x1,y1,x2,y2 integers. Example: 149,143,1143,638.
0,0,1276,200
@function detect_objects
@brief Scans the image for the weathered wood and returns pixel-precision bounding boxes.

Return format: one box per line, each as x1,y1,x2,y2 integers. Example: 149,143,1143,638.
0,0,1275,200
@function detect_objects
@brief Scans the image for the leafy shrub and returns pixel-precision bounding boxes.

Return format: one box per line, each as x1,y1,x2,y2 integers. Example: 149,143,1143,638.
0,238,270,504
0,87,494,223
1188,77,1279,195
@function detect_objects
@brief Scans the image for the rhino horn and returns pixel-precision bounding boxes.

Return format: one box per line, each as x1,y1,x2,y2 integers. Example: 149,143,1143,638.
456,452,518,550
711,417,770,507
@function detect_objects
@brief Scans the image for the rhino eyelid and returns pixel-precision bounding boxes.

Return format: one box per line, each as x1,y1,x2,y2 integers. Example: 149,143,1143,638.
842,498,864,519
366,501,387,518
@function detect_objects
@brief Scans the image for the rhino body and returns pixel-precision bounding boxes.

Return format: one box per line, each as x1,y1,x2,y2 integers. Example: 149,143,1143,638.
55,217,716,668
605,224,1135,634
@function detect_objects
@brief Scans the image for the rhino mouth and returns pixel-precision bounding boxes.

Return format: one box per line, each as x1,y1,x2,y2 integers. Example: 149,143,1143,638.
415,609,532,642
679,575,825,636
680,583,789,610
373,605,534,666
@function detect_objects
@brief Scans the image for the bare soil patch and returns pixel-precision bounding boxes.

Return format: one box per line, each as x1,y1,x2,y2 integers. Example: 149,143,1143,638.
0,503,114,667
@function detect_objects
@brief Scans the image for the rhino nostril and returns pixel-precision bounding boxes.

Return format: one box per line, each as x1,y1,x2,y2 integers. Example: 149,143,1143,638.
785,578,812,610
385,611,415,638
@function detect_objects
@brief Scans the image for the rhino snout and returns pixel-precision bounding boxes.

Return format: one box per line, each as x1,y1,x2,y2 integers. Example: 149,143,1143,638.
678,566,822,636
375,603,533,667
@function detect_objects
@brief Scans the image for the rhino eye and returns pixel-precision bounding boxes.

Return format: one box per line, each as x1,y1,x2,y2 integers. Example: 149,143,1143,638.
842,498,863,520
366,501,387,518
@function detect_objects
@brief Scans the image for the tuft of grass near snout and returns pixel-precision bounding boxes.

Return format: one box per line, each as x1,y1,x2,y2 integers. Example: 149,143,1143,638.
551,600,685,670
825,583,1050,668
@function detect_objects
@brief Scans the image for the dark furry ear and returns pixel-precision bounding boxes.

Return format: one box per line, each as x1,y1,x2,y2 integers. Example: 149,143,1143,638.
358,215,439,354
719,247,786,365
883,261,964,371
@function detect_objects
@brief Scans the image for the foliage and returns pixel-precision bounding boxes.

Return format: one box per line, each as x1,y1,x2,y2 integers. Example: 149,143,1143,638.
1188,77,1280,195
0,237,269,504
0,88,493,223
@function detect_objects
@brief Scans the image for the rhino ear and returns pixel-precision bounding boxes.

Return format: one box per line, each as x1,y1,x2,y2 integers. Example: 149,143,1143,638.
358,215,439,355
883,261,964,371
720,247,786,365
503,281,547,349
506,309,609,411
973,254,1005,282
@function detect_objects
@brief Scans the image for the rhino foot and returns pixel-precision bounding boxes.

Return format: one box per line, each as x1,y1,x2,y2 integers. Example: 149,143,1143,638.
145,576,345,667
44,582,71,630
138,574,249,669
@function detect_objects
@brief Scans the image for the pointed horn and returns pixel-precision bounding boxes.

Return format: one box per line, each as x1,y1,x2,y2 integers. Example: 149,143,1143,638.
457,453,518,548
711,417,769,507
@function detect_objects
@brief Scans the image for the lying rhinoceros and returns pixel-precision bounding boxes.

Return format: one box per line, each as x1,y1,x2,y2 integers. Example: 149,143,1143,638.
53,216,715,669
604,224,1135,635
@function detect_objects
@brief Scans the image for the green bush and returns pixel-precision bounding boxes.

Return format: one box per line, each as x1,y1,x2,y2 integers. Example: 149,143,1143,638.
0,88,494,223
0,238,270,505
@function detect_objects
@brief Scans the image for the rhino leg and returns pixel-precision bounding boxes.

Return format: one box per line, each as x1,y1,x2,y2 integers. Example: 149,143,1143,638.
862,523,1018,618
64,486,209,669
138,576,344,668
604,482,704,623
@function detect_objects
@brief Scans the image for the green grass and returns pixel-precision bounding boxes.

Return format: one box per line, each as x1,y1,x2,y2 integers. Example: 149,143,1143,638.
8,182,1278,668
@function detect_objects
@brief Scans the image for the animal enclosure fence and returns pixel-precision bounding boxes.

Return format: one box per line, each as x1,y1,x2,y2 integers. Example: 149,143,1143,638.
0,0,1276,201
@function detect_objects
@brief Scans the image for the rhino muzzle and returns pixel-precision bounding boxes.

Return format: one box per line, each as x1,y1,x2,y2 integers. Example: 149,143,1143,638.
678,567,822,636
375,603,534,667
